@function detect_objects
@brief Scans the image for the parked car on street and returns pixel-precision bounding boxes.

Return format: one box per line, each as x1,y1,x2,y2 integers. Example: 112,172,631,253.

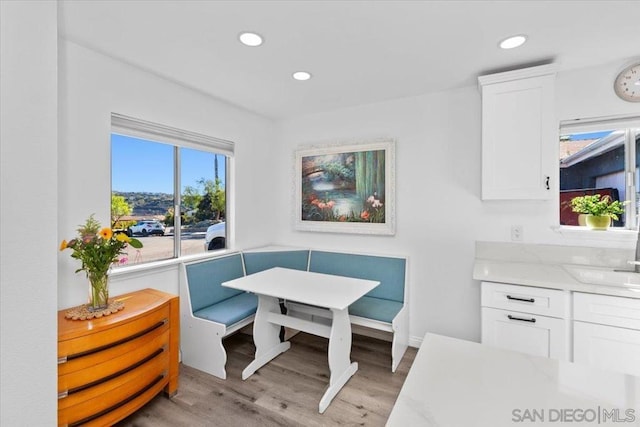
204,221,226,250
127,220,166,236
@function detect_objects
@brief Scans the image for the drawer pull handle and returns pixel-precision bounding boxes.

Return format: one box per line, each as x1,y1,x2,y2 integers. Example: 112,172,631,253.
62,346,166,398
68,371,167,427
507,314,536,323
61,319,168,363
506,295,535,303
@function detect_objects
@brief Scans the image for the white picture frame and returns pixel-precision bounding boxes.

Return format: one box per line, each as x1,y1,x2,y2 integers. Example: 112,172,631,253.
294,138,396,235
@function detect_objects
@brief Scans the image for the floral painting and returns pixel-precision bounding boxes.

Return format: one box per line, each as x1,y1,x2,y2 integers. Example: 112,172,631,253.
294,139,395,235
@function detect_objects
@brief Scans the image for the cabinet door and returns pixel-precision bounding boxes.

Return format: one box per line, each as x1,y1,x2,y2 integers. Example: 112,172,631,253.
574,321,640,377
481,307,567,360
481,73,555,200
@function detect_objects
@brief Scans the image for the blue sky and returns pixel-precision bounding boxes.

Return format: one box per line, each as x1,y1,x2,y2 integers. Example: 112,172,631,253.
111,134,226,194
568,130,613,141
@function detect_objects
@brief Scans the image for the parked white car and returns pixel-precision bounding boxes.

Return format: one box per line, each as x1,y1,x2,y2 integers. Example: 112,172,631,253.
204,221,226,250
127,220,166,236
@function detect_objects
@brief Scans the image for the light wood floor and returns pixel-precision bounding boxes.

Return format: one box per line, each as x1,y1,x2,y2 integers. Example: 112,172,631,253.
117,332,417,427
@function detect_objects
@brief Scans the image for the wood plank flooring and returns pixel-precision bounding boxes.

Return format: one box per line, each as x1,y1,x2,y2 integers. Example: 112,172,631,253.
117,332,417,427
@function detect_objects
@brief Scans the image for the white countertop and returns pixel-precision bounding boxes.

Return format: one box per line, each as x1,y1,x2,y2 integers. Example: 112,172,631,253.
387,333,640,427
474,242,640,299
473,259,640,299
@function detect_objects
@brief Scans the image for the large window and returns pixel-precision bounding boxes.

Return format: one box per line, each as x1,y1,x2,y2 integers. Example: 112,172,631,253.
559,116,640,229
111,114,232,266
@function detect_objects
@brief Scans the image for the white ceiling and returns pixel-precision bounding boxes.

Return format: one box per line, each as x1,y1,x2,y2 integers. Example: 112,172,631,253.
59,0,640,120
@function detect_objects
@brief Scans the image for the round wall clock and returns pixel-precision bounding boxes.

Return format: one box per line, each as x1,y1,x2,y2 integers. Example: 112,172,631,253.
614,62,640,102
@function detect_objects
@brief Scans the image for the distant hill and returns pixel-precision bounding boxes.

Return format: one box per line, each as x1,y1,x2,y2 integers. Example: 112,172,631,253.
114,191,173,217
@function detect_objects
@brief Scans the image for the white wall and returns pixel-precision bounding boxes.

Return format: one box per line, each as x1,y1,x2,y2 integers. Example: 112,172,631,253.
1,1,58,424
276,61,640,345
276,88,483,343
58,40,277,308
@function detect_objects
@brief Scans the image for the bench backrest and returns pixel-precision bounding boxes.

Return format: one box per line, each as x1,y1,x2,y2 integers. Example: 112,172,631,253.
184,253,246,313
243,249,310,275
308,250,406,303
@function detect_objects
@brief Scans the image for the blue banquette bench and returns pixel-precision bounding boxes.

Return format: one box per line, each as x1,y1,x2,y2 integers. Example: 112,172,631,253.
180,247,409,379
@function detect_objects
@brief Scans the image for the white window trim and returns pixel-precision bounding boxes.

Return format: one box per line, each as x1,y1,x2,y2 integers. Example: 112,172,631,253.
111,113,234,156
111,113,234,267
559,114,640,233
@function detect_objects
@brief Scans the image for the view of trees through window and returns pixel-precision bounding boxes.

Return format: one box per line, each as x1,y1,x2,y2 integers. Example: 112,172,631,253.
559,125,640,229
111,133,227,266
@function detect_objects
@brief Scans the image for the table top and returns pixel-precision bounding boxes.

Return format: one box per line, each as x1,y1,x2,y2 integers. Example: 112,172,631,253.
222,267,379,310
387,333,640,427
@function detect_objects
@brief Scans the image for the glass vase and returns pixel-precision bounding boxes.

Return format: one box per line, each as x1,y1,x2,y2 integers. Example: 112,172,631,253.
88,272,109,311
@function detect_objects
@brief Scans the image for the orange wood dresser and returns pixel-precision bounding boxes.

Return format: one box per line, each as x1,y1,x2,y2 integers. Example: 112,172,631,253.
58,288,179,427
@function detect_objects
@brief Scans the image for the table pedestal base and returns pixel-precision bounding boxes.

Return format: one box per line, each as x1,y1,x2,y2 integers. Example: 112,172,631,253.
242,294,357,413
242,341,290,380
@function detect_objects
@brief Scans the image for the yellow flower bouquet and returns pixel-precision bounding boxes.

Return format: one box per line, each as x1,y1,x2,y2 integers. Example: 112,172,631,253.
60,215,142,310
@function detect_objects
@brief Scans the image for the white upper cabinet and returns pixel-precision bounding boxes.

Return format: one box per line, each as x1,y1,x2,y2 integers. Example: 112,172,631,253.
478,64,558,200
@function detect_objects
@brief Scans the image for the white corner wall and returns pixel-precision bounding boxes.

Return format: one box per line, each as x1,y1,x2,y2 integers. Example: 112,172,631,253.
1,1,58,424
275,61,640,345
58,40,278,308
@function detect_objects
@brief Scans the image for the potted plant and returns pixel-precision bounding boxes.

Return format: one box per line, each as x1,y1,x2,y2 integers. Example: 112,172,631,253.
570,194,626,230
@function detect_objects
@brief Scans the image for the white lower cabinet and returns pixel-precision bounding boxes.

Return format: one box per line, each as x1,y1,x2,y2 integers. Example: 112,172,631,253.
481,282,569,360
481,282,640,376
573,292,640,376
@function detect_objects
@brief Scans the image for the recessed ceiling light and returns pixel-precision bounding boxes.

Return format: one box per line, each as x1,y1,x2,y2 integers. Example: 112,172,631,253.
292,71,312,81
238,32,263,47
499,35,527,49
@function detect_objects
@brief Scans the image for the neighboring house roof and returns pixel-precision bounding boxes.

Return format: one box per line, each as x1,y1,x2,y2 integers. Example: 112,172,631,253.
559,131,625,168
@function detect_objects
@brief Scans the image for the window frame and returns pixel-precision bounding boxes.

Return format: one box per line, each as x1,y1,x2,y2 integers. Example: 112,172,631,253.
111,113,233,265
559,114,640,231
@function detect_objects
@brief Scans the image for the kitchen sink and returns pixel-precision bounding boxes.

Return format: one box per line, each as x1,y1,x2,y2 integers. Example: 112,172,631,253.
563,264,640,288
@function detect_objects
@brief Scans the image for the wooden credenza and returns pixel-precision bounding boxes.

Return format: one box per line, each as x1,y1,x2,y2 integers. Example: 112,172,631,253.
58,288,179,427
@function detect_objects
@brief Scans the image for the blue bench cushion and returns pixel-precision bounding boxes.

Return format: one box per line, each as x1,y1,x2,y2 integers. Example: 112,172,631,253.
185,253,246,313
349,296,403,323
193,292,258,326
243,249,309,275
309,251,406,303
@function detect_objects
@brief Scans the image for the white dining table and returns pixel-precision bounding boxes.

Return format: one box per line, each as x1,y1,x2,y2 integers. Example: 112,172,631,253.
222,267,379,413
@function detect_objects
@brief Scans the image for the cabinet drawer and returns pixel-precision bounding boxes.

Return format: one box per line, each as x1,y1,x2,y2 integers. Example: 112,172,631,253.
573,292,640,330
481,282,567,318
58,304,170,361
481,307,568,360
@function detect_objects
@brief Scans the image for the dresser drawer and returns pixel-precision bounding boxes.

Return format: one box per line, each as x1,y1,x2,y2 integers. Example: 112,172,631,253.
59,314,169,376
58,329,170,404
58,353,168,427
481,282,568,318
574,292,640,330
58,303,170,362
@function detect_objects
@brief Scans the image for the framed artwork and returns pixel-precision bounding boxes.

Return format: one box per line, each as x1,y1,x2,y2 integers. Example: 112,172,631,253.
294,138,396,235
